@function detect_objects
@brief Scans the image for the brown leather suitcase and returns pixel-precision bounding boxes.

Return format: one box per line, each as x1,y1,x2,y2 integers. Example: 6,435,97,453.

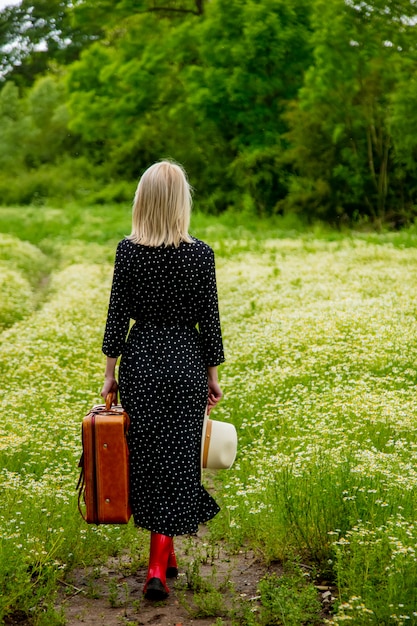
77,394,132,524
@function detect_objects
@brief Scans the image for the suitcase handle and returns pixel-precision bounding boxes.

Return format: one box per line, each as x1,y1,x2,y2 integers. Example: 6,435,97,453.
106,391,118,411
104,392,130,432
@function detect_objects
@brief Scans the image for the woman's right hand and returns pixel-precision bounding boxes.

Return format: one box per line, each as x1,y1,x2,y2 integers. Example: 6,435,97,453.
207,366,222,415
207,382,222,415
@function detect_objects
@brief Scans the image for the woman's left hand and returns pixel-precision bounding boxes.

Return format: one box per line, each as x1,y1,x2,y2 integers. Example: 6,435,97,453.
101,376,118,399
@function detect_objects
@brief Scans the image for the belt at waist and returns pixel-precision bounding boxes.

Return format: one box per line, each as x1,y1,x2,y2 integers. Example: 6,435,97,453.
132,320,197,330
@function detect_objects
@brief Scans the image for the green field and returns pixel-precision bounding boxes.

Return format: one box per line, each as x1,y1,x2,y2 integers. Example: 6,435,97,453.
2,205,417,624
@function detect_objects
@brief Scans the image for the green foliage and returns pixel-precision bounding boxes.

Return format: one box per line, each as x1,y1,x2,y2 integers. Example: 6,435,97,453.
0,266,33,329
184,0,313,213
0,157,123,207
283,0,417,224
65,0,313,213
0,0,109,87
1,0,417,221
0,76,72,177
0,233,51,328
258,569,322,625
0,233,50,286
27,77,70,165
0,82,32,170
389,63,417,175
0,201,131,253
191,588,225,618
332,519,417,623
175,542,230,619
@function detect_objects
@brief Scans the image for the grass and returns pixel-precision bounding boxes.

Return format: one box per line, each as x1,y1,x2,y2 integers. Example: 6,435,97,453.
2,204,417,623
257,568,322,626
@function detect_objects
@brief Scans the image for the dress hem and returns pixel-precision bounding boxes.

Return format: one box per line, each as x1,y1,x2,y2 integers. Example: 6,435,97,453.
132,507,221,537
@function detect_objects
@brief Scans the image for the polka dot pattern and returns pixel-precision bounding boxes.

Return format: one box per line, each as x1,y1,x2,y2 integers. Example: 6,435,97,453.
102,237,225,536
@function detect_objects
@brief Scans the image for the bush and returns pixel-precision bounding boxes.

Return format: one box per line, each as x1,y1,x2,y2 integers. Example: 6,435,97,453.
83,180,134,205
0,158,113,206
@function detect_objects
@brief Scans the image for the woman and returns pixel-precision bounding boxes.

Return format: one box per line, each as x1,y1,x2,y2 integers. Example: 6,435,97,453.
101,161,225,601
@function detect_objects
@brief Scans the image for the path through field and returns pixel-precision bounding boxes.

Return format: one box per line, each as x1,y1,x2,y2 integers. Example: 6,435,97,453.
57,533,284,626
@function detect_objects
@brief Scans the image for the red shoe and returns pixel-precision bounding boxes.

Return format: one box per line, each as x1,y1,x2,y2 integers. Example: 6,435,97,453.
143,532,172,601
166,539,179,578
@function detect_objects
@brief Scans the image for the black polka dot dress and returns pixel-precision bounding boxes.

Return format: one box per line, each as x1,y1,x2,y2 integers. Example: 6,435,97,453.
102,237,225,536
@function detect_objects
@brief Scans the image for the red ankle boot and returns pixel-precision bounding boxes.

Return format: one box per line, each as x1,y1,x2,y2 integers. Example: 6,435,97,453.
166,539,178,578
143,532,172,600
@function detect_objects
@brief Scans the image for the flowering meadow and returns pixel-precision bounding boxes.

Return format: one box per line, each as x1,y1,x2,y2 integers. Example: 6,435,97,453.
1,206,417,624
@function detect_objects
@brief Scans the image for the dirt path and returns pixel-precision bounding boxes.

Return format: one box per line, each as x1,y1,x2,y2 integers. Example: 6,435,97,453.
57,533,281,626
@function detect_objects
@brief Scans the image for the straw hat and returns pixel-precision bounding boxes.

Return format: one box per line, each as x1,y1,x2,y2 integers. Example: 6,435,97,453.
201,412,237,470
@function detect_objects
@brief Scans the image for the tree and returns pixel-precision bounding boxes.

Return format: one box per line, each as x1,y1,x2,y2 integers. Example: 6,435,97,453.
0,81,31,169
181,0,313,213
283,0,417,224
389,62,417,175
0,0,110,86
66,8,214,186
66,0,313,213
27,76,69,164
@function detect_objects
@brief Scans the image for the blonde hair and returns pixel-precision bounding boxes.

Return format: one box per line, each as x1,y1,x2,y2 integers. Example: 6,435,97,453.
128,161,193,247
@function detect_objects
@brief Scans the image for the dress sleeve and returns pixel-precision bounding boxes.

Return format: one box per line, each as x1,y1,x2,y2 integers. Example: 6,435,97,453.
198,248,225,367
102,241,131,358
